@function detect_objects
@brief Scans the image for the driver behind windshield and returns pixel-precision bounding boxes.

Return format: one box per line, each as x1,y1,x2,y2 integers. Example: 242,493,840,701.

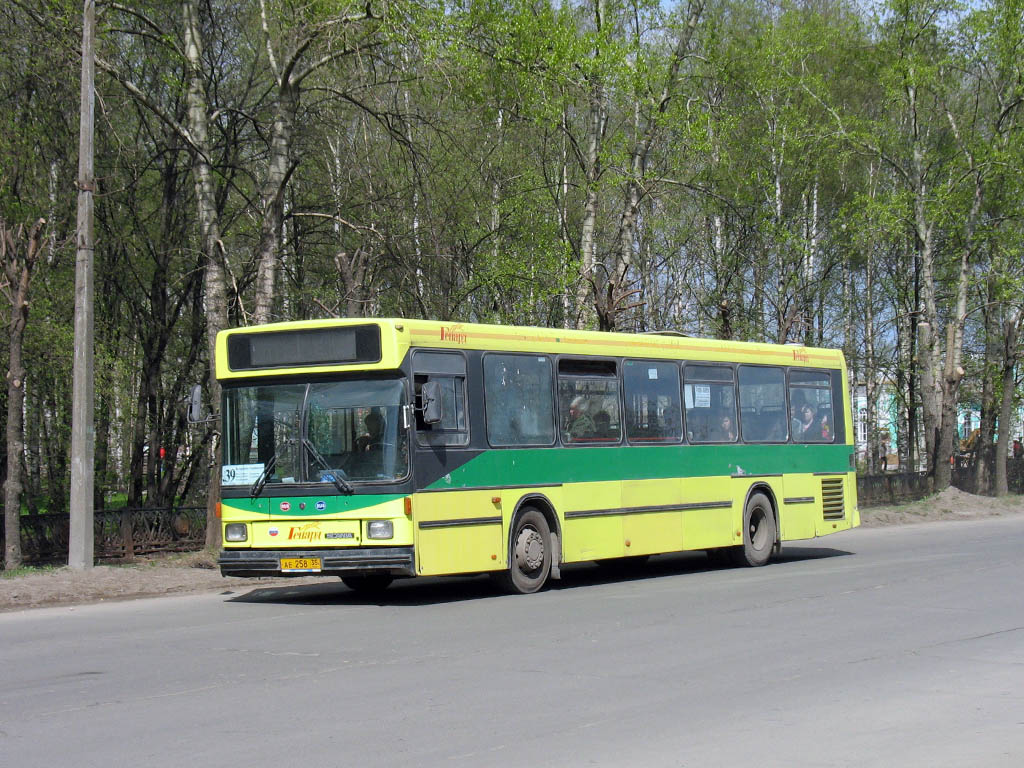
355,410,385,452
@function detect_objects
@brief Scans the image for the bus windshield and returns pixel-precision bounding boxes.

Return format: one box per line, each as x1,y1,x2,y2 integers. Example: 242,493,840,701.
221,378,409,489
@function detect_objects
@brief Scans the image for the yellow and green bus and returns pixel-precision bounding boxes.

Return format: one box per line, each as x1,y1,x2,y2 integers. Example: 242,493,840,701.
213,318,858,594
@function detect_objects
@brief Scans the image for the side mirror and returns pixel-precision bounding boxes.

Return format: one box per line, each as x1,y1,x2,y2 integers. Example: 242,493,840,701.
187,384,206,424
420,381,444,425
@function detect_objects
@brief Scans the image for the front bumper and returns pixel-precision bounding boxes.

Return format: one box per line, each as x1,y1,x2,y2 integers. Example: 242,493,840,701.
219,547,415,578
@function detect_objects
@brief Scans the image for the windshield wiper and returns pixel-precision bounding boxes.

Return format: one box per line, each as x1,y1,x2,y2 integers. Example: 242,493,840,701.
303,438,354,495
250,454,277,498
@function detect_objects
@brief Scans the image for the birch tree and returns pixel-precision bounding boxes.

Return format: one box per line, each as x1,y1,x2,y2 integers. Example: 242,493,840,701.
2,218,45,569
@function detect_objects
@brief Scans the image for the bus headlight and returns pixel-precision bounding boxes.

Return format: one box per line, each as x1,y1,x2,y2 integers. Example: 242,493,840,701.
225,523,248,542
367,521,393,540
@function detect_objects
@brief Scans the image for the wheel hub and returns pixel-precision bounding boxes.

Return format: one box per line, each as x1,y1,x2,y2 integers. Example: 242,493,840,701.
750,509,767,548
515,527,545,571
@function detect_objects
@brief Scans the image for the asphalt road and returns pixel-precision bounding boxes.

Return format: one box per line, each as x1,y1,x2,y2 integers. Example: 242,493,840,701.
2,516,1022,768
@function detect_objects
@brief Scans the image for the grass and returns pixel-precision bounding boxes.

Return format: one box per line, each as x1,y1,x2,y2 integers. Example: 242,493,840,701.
2,564,63,579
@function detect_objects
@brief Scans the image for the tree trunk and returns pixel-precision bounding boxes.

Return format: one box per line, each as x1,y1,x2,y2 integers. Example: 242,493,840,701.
3,219,45,570
94,386,110,511
336,248,369,318
895,304,910,472
252,83,298,324
802,180,819,346
994,310,1020,496
914,229,940,479
903,75,948,487
865,245,878,473
184,0,227,551
973,280,997,494
575,0,607,330
932,172,981,491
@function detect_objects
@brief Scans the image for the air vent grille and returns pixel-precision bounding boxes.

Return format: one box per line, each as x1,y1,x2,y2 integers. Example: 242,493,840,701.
821,478,845,520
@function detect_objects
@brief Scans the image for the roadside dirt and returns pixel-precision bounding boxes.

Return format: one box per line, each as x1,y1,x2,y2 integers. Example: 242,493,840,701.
0,551,323,613
2,487,1022,613
859,485,1024,527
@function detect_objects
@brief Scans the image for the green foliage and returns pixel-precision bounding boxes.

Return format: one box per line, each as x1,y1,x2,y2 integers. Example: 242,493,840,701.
1,0,1022,519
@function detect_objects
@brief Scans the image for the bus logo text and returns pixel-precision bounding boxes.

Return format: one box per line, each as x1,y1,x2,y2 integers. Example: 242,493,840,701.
440,325,467,344
288,523,322,541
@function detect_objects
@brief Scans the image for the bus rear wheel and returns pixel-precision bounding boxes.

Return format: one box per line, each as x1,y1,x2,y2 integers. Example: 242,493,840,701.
341,574,393,594
732,492,776,567
493,508,552,595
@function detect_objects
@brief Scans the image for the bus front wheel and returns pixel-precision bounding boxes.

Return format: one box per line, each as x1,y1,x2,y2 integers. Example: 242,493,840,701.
493,508,552,594
732,492,776,567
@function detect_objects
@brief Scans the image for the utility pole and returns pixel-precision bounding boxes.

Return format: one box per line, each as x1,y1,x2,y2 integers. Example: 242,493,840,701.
69,0,95,570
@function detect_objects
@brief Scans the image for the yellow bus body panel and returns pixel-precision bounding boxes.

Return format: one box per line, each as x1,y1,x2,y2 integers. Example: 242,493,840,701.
560,481,624,562
412,490,506,576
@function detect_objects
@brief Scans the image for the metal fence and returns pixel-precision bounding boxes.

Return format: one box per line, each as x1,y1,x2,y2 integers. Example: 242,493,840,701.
4,507,207,565
858,459,1024,507
951,457,1024,496
856,472,933,508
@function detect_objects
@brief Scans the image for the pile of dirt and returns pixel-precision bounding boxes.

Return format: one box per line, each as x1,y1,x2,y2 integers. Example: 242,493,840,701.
859,486,1024,527
3,490,1023,612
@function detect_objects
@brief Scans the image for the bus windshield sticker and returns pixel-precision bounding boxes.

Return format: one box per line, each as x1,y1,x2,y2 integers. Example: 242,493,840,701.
222,463,265,485
648,368,658,380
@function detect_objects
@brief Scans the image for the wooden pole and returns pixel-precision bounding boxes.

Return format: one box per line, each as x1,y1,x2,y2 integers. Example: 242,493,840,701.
69,0,96,570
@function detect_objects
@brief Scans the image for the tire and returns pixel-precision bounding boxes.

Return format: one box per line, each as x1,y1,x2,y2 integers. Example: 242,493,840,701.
341,574,393,593
732,491,776,567
492,508,552,594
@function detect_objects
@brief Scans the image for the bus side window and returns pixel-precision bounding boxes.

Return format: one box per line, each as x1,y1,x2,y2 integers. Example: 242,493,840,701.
483,354,555,447
789,369,835,443
683,364,736,443
413,351,469,447
623,360,681,443
738,366,787,442
557,358,620,445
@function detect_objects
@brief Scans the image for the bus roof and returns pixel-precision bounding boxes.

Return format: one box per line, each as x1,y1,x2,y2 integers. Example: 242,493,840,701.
216,318,846,381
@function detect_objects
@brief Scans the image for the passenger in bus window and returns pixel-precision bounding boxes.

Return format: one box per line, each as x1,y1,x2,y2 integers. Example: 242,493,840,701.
818,411,832,440
566,397,595,441
795,403,816,440
790,391,806,436
717,414,736,442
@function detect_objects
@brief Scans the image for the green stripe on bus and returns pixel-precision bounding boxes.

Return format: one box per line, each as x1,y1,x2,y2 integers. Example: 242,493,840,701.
426,443,852,490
